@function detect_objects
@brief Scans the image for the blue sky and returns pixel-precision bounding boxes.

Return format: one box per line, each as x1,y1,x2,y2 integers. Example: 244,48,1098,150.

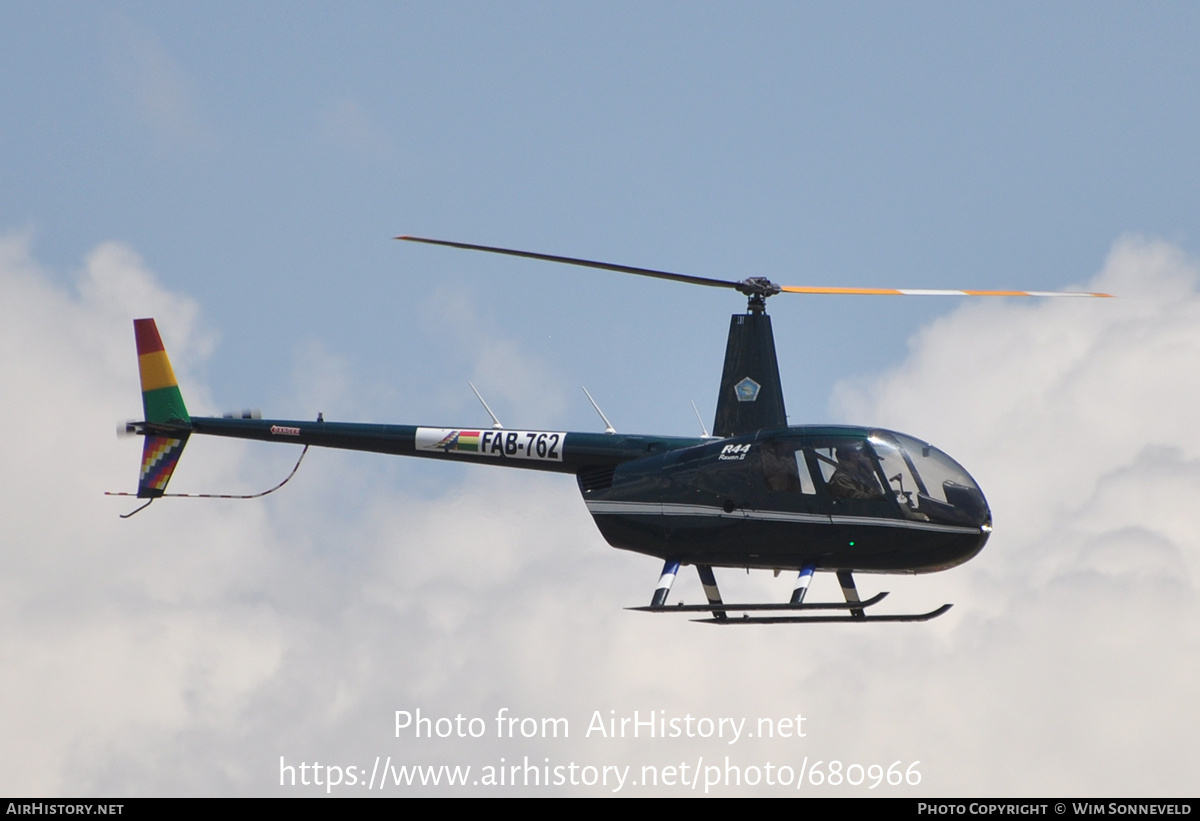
8,2,1198,428
3,3,1200,795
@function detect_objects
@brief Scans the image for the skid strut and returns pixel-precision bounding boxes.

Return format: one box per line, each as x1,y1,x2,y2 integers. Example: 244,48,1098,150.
650,560,681,608
837,570,865,619
696,565,727,621
790,562,816,604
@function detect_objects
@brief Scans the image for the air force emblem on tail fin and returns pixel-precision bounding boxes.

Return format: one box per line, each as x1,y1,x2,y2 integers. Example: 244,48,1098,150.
734,377,761,402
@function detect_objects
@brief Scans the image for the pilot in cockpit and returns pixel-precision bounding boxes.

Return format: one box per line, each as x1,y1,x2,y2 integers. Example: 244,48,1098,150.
828,443,887,500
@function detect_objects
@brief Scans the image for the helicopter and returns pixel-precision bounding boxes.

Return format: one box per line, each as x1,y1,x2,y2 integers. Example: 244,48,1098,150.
115,237,1111,623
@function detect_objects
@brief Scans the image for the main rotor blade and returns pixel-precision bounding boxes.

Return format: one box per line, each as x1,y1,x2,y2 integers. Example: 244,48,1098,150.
398,236,1114,299
397,235,740,290
779,285,1113,298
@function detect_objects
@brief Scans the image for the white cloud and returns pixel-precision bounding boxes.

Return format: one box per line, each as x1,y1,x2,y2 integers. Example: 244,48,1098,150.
830,236,1200,794
0,235,280,794
3,234,1197,795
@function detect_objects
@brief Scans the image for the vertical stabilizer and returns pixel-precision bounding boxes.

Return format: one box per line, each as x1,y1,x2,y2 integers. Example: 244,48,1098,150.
712,312,786,437
137,435,189,498
135,319,190,424
132,319,191,498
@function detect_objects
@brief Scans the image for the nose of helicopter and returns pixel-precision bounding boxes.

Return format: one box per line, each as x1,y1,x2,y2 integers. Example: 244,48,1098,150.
869,430,991,529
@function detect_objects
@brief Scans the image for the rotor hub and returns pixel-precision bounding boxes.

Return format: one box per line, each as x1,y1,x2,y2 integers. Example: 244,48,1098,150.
736,277,782,313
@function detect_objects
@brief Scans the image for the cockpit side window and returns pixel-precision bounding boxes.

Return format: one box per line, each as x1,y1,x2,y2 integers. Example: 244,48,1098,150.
811,446,839,485
759,439,817,495
807,440,888,501
796,453,816,495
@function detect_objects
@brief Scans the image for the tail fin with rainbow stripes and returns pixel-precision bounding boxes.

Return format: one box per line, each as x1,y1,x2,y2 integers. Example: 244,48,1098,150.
133,318,192,498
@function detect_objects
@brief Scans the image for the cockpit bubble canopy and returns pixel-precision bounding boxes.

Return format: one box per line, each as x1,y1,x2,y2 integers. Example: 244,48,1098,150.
868,430,989,527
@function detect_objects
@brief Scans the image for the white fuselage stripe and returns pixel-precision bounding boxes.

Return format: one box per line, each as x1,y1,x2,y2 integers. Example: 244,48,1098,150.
584,500,980,534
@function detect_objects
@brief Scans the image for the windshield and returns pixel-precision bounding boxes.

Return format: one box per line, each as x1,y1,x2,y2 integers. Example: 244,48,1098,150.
868,430,990,526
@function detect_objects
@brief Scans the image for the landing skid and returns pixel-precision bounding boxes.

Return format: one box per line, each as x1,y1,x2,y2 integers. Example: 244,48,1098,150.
629,598,951,624
692,604,952,625
634,563,952,624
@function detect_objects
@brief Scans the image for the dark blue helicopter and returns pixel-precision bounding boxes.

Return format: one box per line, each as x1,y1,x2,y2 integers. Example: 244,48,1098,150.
116,238,1109,623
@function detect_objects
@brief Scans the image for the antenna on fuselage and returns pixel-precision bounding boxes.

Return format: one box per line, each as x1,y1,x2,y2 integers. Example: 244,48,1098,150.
691,400,718,440
582,386,617,434
469,382,504,430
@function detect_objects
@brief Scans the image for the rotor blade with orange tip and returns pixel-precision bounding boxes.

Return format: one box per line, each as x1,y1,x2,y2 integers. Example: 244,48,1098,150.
779,285,1114,298
397,236,1114,299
